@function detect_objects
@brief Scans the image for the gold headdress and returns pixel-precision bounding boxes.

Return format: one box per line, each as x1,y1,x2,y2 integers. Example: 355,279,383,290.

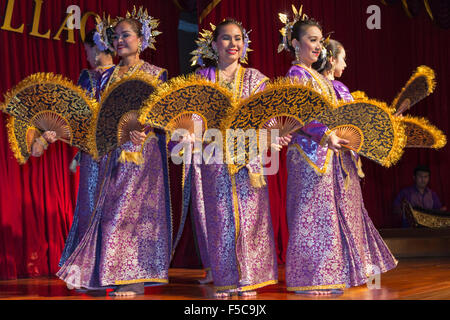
94,14,117,52
278,4,310,53
119,6,162,51
190,20,253,67
190,23,217,66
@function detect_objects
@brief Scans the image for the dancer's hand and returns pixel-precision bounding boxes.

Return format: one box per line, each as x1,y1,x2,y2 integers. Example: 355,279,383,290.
277,134,292,146
130,130,146,146
180,132,196,144
42,131,57,143
327,131,349,154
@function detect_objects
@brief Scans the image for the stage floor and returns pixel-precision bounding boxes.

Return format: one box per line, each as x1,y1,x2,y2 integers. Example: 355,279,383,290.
1,257,450,300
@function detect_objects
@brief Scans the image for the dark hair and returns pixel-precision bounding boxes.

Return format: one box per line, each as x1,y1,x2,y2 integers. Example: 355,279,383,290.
414,165,431,176
116,18,143,37
84,28,114,56
212,18,244,41
286,18,322,56
312,38,343,73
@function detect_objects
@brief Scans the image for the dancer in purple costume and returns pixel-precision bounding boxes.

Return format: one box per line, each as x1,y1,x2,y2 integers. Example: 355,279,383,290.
57,10,172,297
192,19,278,298
279,13,398,295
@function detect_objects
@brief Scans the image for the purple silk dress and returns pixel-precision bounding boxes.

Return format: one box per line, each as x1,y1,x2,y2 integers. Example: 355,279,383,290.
195,65,278,292
57,62,172,290
59,67,115,267
285,65,397,291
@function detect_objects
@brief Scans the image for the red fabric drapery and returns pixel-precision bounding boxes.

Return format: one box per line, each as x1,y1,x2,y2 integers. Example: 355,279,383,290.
0,0,180,280
199,0,449,263
1,0,449,280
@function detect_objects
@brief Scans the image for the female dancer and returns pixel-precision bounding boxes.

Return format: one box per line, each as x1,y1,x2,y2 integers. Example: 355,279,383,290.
57,8,172,297
279,10,397,295
58,25,116,266
192,19,278,298
30,21,116,265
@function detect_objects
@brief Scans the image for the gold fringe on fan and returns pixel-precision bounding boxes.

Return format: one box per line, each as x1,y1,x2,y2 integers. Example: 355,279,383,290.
390,65,436,110
264,77,336,107
89,70,160,160
5,116,27,165
351,91,369,101
3,72,100,115
401,115,447,149
341,97,406,167
138,73,235,128
3,72,100,158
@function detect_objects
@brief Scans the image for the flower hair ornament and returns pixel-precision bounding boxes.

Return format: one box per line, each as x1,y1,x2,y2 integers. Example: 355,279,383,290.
320,34,332,60
190,20,253,67
93,14,117,52
120,6,162,51
278,4,310,53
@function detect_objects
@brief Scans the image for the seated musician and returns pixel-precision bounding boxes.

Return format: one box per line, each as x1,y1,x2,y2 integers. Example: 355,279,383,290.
393,165,446,227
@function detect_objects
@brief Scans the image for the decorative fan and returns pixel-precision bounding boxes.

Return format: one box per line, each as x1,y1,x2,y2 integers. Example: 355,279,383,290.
332,125,363,152
400,116,447,149
391,66,436,116
225,80,406,172
5,116,40,164
117,110,144,146
92,70,159,158
165,113,206,137
139,74,234,137
2,73,99,163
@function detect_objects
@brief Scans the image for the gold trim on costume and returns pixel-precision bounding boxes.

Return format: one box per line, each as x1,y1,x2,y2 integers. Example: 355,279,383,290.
288,144,334,176
319,129,333,147
250,77,270,95
287,283,346,291
115,278,169,285
215,284,237,291
230,174,242,278
240,280,278,292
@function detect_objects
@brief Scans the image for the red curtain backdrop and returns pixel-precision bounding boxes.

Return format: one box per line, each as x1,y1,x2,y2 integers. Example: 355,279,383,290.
0,0,180,280
1,0,449,280
199,0,449,263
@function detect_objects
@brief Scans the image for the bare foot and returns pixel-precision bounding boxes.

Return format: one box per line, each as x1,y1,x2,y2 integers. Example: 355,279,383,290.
295,289,343,296
239,290,257,297
214,290,232,299
198,269,213,284
110,283,144,297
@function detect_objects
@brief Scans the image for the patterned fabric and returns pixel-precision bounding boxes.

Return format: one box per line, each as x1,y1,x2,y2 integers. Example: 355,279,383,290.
287,65,332,173
57,61,172,290
59,67,114,267
332,80,354,103
285,65,397,291
195,66,278,292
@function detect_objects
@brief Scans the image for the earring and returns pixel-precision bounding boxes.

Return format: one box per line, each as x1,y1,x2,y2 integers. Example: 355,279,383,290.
137,41,142,55
212,46,219,63
295,46,301,61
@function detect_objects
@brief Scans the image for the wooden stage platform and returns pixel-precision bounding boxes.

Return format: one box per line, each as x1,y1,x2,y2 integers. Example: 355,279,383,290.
1,257,450,300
